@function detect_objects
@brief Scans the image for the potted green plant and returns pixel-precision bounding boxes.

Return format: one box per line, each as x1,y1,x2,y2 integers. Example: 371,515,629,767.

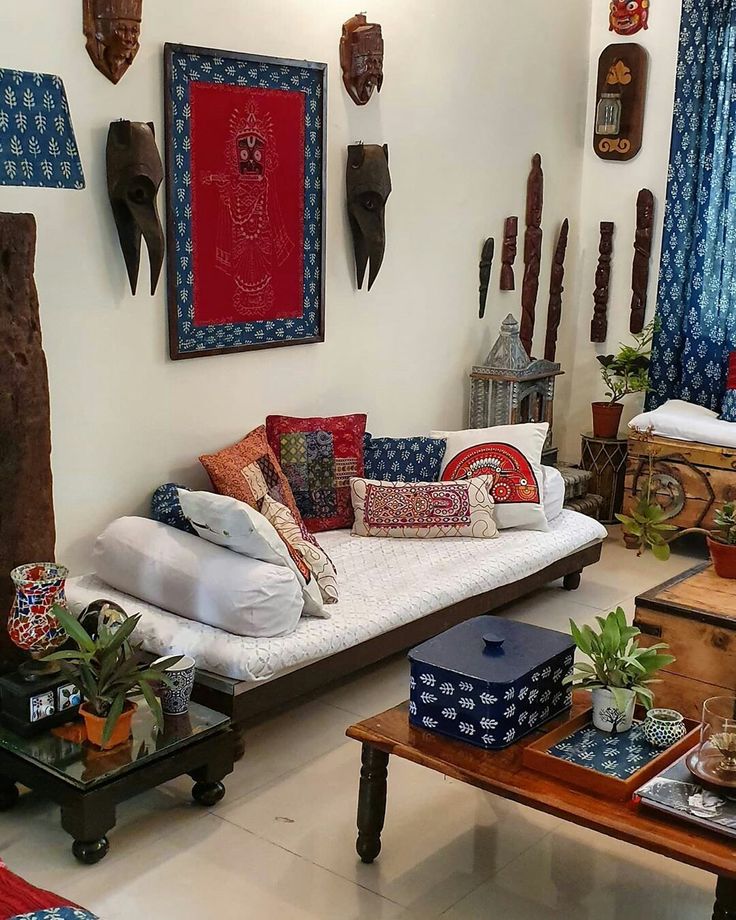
565,607,675,734
44,605,181,749
593,320,654,439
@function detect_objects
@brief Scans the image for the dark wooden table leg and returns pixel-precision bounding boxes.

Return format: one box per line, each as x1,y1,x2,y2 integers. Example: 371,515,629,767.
61,797,116,865
563,571,582,591
189,734,233,807
356,743,389,864
714,877,736,919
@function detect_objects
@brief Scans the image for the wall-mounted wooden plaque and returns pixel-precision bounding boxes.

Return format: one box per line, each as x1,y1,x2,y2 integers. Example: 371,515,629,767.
593,43,648,162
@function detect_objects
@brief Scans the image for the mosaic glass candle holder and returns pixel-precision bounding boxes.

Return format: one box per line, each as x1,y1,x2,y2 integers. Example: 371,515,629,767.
8,563,69,657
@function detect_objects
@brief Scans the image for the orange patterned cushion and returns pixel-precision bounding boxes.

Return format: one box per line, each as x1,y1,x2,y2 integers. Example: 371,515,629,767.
199,426,303,525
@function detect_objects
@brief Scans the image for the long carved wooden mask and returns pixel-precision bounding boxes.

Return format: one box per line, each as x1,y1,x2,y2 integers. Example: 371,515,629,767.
106,121,164,295
83,0,142,84
346,144,392,291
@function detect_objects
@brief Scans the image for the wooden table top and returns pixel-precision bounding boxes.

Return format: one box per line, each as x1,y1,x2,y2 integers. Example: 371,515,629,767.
346,694,736,879
636,563,736,626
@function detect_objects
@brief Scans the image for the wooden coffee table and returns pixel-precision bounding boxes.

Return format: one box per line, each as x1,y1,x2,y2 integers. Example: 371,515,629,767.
346,693,736,918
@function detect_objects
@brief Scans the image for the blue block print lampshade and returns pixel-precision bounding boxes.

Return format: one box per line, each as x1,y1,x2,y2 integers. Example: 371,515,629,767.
0,68,85,189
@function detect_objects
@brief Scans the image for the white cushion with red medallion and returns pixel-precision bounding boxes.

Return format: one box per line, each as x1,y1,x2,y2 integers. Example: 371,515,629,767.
431,423,549,531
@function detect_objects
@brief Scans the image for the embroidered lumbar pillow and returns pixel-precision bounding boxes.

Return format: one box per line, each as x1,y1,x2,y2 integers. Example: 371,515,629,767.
177,489,328,618
199,425,304,526
431,422,549,531
363,433,447,482
266,414,367,532
260,495,339,605
350,476,498,539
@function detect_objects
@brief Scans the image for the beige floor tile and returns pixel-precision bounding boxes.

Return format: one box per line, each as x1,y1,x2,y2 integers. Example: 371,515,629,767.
314,654,411,718
220,742,558,916
442,821,715,920
61,814,410,920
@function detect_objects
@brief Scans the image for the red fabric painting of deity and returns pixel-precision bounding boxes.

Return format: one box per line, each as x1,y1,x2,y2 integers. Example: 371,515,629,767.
189,82,305,325
441,443,540,505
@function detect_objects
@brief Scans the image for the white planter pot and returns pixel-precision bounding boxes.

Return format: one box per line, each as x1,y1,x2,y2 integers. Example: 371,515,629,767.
591,687,635,734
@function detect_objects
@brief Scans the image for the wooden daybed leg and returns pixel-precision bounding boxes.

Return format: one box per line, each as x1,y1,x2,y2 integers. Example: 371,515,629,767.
563,571,582,591
231,724,246,763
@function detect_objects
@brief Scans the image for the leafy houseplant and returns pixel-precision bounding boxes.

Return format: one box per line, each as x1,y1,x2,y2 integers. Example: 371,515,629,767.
565,607,675,734
44,604,181,749
593,320,655,439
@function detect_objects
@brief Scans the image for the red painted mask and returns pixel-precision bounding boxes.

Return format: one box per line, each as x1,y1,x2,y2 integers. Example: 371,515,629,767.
609,0,649,35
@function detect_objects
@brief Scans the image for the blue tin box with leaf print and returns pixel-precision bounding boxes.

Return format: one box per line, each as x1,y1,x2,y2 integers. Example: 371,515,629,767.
408,617,575,750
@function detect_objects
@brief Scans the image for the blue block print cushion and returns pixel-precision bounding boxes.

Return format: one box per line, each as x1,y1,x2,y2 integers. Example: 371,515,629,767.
150,484,195,534
363,434,447,483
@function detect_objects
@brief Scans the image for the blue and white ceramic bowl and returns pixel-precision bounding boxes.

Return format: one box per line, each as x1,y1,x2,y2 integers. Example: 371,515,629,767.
643,708,687,749
155,655,196,716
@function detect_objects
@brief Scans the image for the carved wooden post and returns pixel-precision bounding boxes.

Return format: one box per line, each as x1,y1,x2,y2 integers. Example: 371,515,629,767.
478,238,494,319
630,189,654,333
0,214,55,652
520,155,544,357
591,221,614,343
544,219,569,363
500,217,518,292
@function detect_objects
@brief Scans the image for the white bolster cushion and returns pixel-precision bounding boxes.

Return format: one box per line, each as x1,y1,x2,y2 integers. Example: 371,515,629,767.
93,517,303,638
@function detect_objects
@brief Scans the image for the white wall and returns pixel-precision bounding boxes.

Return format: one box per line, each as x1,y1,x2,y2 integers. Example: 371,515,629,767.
559,3,683,460
1,0,592,572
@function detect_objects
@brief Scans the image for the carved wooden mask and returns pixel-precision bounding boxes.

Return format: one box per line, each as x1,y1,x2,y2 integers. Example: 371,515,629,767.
609,0,649,35
340,13,384,106
346,144,391,291
106,120,164,295
83,0,142,84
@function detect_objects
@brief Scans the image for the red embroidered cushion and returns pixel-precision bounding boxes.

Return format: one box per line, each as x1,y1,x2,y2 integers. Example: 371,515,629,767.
199,425,304,526
266,414,367,532
350,477,498,539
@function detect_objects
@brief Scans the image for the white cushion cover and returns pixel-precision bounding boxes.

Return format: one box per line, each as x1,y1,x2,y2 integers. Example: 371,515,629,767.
71,510,606,682
431,423,549,531
629,399,736,448
542,466,565,522
93,517,303,638
177,490,326,618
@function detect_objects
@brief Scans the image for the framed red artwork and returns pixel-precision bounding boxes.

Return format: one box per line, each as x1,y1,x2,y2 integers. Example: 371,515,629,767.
164,44,327,358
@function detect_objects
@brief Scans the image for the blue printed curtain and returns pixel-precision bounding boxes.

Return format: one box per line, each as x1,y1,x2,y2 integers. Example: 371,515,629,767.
648,0,736,411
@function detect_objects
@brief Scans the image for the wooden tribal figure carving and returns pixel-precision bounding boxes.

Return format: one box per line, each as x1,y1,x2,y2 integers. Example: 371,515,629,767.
500,217,518,291
478,238,494,319
630,189,654,333
544,219,569,363
340,13,384,106
591,222,614,343
83,0,142,84
520,155,544,357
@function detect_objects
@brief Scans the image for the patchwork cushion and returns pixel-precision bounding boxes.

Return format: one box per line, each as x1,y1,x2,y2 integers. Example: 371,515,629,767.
150,483,195,534
177,490,327,618
722,352,736,421
200,425,303,525
266,414,367,532
432,423,549,532
363,433,447,482
261,495,339,605
350,476,498,539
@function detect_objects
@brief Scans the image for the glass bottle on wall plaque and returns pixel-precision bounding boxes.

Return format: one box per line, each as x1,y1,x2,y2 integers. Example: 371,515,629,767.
596,93,622,136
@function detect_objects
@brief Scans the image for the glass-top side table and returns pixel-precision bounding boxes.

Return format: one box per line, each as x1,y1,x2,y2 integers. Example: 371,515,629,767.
0,698,234,864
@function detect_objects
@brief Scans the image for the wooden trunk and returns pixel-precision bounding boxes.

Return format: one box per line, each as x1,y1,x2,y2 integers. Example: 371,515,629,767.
633,564,736,720
624,432,736,530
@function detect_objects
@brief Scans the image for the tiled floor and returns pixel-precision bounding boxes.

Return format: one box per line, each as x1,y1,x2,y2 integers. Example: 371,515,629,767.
1,528,717,919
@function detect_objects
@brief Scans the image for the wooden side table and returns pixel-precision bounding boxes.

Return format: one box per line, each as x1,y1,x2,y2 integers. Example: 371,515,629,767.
0,699,234,864
581,434,628,524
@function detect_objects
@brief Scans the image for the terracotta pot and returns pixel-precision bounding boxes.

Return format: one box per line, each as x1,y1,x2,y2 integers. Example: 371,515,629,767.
708,537,736,579
592,402,624,439
80,700,137,750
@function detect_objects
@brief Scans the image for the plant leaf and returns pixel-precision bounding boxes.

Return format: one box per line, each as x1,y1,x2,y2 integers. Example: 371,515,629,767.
101,693,126,745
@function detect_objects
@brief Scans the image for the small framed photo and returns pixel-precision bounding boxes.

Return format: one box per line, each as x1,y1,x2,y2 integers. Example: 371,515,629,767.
164,43,327,359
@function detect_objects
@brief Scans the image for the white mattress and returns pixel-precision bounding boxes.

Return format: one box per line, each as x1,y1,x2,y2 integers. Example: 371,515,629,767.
66,510,606,683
